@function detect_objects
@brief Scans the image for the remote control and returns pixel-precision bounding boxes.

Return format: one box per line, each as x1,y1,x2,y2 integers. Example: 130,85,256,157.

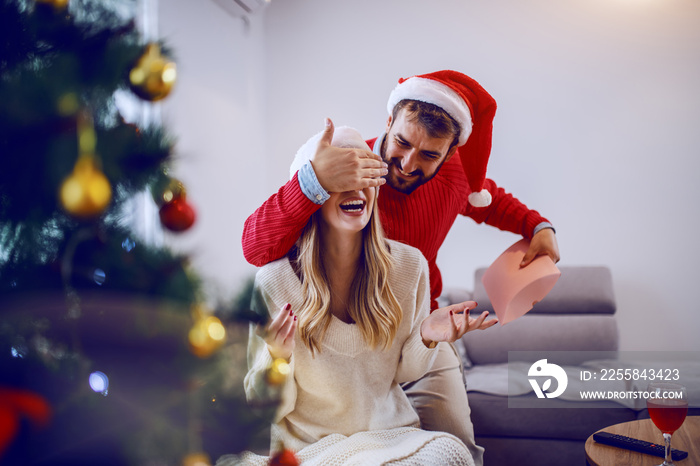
593,431,688,461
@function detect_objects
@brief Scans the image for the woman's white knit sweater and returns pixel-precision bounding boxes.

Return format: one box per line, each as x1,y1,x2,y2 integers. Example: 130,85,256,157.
244,240,440,451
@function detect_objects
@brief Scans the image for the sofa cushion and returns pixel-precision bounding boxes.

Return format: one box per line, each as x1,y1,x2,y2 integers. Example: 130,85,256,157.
462,314,618,366
467,391,637,440
473,266,616,315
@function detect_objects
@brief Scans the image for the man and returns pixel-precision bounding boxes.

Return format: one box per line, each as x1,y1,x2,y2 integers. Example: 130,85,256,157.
242,70,560,465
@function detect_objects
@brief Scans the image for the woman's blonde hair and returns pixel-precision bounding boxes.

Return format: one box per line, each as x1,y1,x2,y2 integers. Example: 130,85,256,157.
293,194,402,355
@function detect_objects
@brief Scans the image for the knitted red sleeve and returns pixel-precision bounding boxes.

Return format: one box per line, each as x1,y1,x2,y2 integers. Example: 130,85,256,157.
462,178,549,239
241,173,321,266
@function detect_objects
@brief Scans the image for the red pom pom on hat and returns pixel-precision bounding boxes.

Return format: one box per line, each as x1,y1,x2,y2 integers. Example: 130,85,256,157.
387,70,497,207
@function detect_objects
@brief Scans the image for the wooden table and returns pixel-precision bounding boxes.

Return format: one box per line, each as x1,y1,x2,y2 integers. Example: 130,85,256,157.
585,416,700,465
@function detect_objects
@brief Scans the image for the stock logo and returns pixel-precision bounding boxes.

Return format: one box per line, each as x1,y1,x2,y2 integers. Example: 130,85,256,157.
528,359,568,399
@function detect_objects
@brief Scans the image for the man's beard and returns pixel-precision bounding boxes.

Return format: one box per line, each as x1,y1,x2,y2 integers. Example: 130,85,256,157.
384,158,428,194
381,139,444,195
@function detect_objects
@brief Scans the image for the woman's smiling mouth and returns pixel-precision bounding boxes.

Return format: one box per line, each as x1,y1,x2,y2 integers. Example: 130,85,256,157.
339,199,366,214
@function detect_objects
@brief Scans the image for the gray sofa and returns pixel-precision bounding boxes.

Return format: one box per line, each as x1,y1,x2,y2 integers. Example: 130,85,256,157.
441,266,644,465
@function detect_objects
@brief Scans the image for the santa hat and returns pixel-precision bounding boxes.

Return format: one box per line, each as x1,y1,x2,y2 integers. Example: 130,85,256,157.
386,70,497,207
289,126,371,180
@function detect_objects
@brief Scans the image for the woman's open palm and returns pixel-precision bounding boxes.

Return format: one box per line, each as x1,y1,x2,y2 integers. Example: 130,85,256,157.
420,301,498,344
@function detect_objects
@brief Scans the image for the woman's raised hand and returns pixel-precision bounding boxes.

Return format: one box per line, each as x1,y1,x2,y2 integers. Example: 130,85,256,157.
420,301,498,346
263,303,297,360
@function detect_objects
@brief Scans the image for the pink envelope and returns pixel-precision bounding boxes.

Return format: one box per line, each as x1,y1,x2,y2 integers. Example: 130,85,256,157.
481,239,560,325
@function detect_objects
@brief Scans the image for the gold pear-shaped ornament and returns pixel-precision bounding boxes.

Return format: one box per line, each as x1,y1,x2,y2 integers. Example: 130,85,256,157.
59,154,112,218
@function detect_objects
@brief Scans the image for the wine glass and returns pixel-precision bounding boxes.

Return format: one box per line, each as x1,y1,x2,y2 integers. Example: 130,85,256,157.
646,382,688,466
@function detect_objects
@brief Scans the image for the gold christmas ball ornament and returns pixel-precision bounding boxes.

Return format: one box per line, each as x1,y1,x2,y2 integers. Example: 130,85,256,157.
59,155,112,218
152,177,186,208
161,178,185,204
266,358,291,386
188,306,226,359
129,43,177,101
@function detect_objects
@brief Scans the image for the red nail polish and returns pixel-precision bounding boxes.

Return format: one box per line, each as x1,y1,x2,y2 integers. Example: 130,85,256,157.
284,303,291,310
294,316,297,321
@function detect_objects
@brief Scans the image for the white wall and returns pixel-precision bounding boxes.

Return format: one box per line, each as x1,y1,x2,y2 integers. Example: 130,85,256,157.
158,0,267,300
161,0,700,350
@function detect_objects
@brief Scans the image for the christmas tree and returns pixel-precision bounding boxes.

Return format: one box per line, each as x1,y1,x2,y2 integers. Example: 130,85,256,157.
0,1,278,464
0,0,197,299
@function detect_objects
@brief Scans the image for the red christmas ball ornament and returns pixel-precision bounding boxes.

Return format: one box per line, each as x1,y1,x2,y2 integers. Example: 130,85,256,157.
158,180,196,232
269,448,299,466
159,196,196,232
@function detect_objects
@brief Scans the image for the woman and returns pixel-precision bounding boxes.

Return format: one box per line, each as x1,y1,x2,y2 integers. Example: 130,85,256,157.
224,126,496,466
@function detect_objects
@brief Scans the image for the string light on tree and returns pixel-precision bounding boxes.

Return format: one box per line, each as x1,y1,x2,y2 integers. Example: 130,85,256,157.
129,43,177,102
34,0,69,12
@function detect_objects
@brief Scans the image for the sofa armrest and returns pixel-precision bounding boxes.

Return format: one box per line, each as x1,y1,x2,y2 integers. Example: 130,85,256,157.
437,288,473,309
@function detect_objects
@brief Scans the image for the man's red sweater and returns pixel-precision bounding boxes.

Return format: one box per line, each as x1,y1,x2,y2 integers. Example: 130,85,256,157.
242,137,549,310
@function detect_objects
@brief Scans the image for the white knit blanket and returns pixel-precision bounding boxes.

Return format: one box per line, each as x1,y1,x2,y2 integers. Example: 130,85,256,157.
216,427,474,466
